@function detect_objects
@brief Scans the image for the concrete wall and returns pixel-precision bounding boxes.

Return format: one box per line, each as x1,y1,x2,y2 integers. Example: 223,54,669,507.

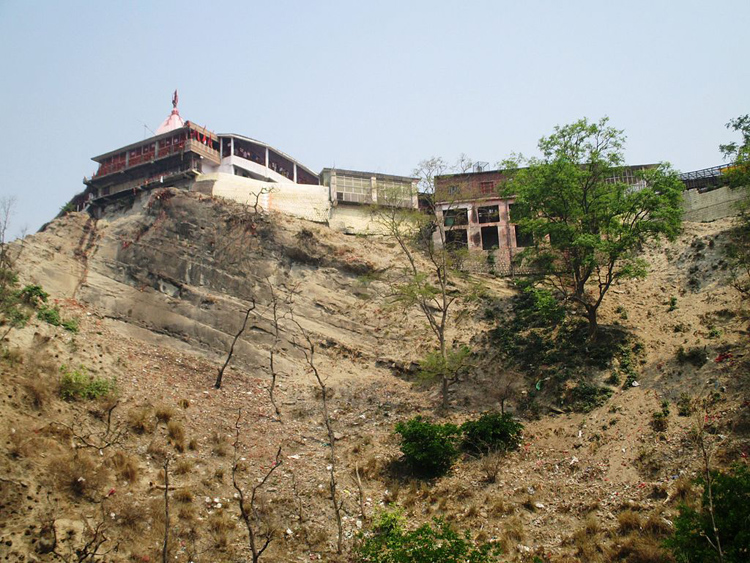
682,185,747,222
328,204,394,235
192,173,330,223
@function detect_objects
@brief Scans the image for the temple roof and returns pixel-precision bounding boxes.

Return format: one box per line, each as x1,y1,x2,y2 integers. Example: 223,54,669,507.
155,90,185,135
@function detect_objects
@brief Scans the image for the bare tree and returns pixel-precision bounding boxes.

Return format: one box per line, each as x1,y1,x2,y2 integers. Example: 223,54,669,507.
292,320,344,554
215,299,256,389
232,409,283,563
264,277,298,418
412,157,448,194
0,196,16,268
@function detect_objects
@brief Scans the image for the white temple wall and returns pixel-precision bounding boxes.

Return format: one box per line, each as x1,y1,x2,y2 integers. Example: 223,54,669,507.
192,173,330,223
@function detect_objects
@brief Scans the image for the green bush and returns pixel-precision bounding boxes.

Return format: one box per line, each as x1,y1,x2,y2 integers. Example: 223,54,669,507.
37,305,62,326
355,511,501,562
61,318,79,333
513,283,565,329
666,464,750,562
395,416,461,478
461,412,523,456
19,284,48,306
59,365,115,401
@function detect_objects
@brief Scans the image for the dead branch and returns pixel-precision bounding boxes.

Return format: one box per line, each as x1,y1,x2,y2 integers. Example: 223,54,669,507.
292,319,344,554
215,299,256,388
162,456,170,563
233,409,283,563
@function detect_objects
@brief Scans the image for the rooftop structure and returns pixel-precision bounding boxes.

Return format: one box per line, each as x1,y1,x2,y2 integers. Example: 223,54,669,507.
83,92,319,207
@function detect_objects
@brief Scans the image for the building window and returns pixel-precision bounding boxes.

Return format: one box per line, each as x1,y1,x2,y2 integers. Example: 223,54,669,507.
514,225,533,248
481,226,500,250
480,181,494,195
443,208,468,227
477,205,500,224
448,185,460,196
336,175,372,204
445,229,468,249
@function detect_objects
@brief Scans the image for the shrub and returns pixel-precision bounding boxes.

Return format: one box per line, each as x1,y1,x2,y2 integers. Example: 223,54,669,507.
61,318,79,333
566,381,612,412
37,305,62,326
666,464,750,562
461,412,523,456
395,416,461,478
19,284,48,306
354,511,501,562
59,365,115,400
513,283,565,329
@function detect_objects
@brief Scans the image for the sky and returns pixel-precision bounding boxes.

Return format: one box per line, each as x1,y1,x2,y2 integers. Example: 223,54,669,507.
0,0,748,238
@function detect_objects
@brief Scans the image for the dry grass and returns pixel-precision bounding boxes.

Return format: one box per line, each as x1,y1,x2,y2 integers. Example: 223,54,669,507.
167,420,185,450
173,488,194,503
111,497,144,530
208,511,235,550
478,450,505,483
50,450,110,499
502,515,525,543
110,450,139,483
613,536,675,563
211,431,230,457
127,406,154,434
7,426,36,458
155,404,176,423
147,439,167,461
671,475,694,503
22,376,54,410
173,457,194,475
570,514,608,562
617,509,642,533
642,510,672,537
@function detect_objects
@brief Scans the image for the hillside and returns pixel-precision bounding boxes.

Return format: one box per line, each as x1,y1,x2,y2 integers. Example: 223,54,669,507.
1,189,748,562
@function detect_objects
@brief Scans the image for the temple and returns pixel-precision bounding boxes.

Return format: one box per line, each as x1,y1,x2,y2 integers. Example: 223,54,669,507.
80,92,416,232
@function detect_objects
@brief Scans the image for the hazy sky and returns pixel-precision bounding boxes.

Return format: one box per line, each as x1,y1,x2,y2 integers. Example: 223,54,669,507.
0,0,748,238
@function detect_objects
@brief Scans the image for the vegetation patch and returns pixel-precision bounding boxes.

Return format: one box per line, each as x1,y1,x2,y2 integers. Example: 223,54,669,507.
354,511,501,562
59,364,115,401
395,416,461,478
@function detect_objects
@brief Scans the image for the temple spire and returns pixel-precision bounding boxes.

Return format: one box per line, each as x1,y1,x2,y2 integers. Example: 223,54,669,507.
172,89,179,110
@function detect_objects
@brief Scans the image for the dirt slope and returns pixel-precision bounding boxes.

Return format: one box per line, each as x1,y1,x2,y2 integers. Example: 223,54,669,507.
0,190,748,562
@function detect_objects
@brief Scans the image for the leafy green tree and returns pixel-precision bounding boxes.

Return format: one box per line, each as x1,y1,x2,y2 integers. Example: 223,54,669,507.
502,117,683,339
666,464,750,563
395,416,461,478
720,114,750,188
355,511,501,563
720,115,750,297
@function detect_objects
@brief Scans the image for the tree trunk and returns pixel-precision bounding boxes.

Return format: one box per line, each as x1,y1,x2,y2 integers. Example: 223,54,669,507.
586,306,598,341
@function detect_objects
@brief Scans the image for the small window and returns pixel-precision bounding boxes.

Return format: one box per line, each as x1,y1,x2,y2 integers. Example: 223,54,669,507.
443,209,468,227
477,205,500,224
448,185,460,196
445,229,468,249
514,225,533,248
480,181,494,194
481,226,500,250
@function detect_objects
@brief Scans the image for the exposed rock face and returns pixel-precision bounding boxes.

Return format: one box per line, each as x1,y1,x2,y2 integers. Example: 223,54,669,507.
17,189,400,374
